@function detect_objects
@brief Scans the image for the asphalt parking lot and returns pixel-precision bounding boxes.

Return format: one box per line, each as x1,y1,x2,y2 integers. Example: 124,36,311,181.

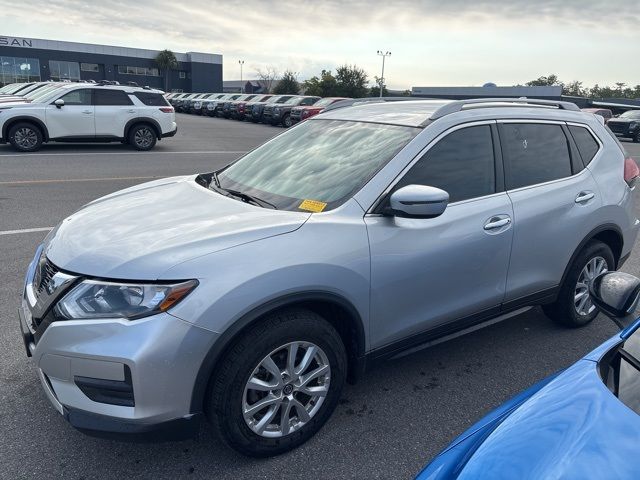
2,113,640,480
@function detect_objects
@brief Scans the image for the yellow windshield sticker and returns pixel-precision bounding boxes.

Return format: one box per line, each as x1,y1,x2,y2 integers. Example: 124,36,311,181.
299,199,327,213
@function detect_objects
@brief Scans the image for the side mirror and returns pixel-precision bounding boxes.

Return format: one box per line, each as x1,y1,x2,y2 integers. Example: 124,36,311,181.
590,272,640,330
54,99,64,108
386,185,449,219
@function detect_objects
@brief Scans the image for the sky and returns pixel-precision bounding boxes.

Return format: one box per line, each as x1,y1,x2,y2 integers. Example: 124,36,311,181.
1,0,638,90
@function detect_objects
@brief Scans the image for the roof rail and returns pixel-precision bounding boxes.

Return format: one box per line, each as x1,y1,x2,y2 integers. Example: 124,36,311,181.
430,97,580,120
322,96,418,113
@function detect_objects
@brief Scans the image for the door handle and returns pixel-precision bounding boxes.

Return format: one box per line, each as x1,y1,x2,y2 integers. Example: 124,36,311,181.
82,110,92,114
575,192,595,203
484,217,511,230
127,109,135,113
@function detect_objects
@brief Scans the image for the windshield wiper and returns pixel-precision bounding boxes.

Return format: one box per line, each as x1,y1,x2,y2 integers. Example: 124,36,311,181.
209,172,277,209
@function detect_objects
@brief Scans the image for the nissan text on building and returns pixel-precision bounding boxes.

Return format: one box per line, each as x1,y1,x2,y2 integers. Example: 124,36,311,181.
0,35,222,92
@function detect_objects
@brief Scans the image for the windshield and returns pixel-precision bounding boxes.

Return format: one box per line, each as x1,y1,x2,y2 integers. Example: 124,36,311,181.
620,111,640,120
25,85,62,100
217,119,419,211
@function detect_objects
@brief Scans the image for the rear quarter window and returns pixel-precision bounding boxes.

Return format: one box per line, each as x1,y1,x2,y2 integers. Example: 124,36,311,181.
568,126,600,166
134,92,170,106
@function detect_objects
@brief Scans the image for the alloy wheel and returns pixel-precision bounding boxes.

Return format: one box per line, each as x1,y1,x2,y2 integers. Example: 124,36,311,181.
242,341,331,438
134,127,154,149
14,127,38,150
574,256,608,316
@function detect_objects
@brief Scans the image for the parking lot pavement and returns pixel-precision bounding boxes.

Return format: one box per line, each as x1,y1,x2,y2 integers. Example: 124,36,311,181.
1,116,639,479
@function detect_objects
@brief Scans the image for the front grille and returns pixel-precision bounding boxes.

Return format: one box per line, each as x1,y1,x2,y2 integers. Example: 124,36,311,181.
35,258,59,295
608,122,627,134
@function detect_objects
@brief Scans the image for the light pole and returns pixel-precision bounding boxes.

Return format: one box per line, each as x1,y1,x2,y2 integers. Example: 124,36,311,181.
238,60,245,93
376,50,391,98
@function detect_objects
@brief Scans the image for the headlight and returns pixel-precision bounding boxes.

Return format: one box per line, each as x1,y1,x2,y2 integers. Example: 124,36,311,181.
53,279,198,320
630,122,638,129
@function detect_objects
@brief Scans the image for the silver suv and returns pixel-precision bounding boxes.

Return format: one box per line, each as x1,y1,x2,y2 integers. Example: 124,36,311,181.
19,98,639,456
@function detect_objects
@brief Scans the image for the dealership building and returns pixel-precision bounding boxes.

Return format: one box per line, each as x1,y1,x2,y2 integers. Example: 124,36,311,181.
0,35,222,92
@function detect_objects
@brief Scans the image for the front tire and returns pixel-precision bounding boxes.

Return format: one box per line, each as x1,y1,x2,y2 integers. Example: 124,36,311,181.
128,124,157,151
208,308,347,457
543,240,614,327
8,122,43,152
282,113,293,128
633,130,640,143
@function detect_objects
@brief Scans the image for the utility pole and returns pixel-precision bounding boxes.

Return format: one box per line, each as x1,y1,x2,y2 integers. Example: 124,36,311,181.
239,60,245,93
376,50,391,98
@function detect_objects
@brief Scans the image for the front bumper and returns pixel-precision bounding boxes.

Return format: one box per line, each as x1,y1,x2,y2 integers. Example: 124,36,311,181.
19,303,218,439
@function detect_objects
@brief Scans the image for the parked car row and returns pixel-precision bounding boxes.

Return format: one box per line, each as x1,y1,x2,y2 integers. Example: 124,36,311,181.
165,91,350,127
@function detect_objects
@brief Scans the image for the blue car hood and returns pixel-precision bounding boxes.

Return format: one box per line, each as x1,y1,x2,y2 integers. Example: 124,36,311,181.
453,356,640,480
44,175,310,280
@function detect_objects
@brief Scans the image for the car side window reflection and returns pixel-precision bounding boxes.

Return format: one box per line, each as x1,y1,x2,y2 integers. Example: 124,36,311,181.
57,89,92,106
392,125,496,203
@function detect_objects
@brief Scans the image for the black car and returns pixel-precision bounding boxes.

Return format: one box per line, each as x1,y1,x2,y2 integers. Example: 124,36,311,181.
608,110,640,142
205,94,241,117
245,95,295,123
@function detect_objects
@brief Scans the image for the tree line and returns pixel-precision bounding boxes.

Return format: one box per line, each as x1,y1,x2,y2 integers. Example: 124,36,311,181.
256,65,403,98
526,74,640,99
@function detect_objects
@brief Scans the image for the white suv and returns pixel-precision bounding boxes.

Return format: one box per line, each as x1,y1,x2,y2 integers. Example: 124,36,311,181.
0,84,177,151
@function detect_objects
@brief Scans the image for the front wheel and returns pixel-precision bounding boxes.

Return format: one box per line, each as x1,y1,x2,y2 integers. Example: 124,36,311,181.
208,308,346,457
282,113,293,128
543,240,614,327
633,130,640,143
8,122,43,152
128,124,157,151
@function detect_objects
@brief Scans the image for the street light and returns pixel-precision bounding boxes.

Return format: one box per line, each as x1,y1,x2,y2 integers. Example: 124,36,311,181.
376,50,391,98
238,60,245,93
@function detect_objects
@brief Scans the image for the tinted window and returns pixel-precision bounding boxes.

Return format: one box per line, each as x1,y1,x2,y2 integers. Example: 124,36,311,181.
393,125,496,203
569,126,600,165
134,92,169,106
94,89,133,106
58,89,92,106
299,97,319,106
501,124,572,189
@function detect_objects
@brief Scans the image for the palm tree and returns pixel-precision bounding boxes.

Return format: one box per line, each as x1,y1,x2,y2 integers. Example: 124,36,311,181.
154,49,179,92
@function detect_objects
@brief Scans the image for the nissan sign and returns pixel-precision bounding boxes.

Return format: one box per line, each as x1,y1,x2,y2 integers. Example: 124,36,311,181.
0,37,33,47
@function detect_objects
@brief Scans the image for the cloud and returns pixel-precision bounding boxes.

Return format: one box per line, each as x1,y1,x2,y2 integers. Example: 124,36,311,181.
2,0,639,88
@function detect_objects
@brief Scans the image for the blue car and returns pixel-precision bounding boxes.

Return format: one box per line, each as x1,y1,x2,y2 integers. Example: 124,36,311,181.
417,271,640,480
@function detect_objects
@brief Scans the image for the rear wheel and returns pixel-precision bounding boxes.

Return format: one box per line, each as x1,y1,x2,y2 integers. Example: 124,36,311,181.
208,308,346,457
8,122,43,152
128,124,157,151
543,240,614,327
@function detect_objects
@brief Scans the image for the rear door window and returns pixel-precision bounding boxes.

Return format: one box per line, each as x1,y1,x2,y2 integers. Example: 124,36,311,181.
94,89,133,106
500,123,572,190
568,126,600,166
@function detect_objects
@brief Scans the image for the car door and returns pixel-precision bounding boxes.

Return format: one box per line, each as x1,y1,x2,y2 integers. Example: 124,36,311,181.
45,88,95,139
499,121,603,303
93,89,137,138
366,122,514,349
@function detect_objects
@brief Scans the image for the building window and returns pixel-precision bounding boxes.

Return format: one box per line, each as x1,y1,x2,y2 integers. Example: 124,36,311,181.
49,60,81,81
117,65,160,76
80,63,100,72
179,71,186,79
0,56,41,86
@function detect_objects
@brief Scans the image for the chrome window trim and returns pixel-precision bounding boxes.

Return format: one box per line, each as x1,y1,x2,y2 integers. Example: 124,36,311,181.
498,119,590,193
366,119,498,215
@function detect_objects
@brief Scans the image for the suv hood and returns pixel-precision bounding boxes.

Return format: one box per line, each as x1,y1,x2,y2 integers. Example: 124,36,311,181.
45,175,310,280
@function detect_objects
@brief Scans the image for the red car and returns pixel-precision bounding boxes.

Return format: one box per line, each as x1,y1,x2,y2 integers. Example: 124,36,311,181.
290,97,350,124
